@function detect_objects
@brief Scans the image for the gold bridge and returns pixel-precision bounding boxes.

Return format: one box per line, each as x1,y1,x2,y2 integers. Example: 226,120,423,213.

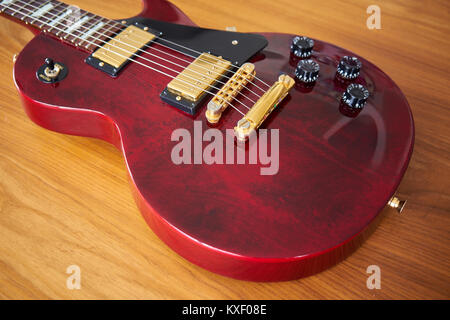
92,25,156,68
234,74,295,142
205,63,256,123
167,53,231,101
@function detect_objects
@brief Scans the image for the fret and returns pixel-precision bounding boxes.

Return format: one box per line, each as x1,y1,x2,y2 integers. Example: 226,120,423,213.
0,0,124,53
65,11,94,44
9,0,28,19
4,1,35,20
76,15,105,47
1,0,21,16
26,0,49,24
105,22,125,40
31,1,53,28
15,0,46,25
84,20,115,51
40,1,66,31
30,0,57,28
88,21,125,51
56,9,88,37
30,0,53,21
47,4,73,32
0,0,15,13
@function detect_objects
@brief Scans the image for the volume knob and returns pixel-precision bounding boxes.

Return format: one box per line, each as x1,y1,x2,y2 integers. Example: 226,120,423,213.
295,59,320,83
337,56,362,79
342,83,369,109
291,36,314,58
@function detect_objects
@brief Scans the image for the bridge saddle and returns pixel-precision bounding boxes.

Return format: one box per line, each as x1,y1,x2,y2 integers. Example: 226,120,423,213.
205,63,255,124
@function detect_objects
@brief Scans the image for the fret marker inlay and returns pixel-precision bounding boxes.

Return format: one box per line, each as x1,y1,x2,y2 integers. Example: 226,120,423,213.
64,15,89,34
31,3,54,18
1,0,15,5
48,9,73,28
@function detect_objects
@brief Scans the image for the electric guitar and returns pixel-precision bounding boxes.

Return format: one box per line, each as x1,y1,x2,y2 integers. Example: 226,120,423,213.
0,0,414,281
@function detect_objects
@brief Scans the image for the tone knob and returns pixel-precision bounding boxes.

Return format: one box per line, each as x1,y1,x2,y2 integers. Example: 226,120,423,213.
291,36,314,58
342,83,369,109
337,56,362,79
295,59,320,83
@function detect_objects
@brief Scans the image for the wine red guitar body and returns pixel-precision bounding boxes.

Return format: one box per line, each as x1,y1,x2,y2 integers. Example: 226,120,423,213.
9,0,414,281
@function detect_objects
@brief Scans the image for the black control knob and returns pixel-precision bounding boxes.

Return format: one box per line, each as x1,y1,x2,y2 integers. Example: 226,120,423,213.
342,83,369,109
291,36,314,58
295,59,320,83
337,56,362,79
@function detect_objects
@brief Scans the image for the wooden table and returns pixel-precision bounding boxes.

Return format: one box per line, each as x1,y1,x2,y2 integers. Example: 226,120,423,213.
0,0,448,299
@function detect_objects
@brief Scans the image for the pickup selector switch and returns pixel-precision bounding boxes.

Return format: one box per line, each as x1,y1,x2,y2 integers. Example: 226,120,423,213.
291,36,314,58
37,58,68,84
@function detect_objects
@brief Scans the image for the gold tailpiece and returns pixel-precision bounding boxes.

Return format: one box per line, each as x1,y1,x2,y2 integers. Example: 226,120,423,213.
388,196,407,213
234,74,295,142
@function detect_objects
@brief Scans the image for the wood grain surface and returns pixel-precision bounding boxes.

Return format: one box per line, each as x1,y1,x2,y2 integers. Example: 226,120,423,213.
0,0,449,299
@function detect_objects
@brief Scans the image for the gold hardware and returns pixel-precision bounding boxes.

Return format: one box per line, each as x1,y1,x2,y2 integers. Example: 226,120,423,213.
232,40,238,45
92,25,155,68
388,196,407,213
167,53,231,101
43,63,63,79
234,74,295,142
176,96,182,101
206,63,255,124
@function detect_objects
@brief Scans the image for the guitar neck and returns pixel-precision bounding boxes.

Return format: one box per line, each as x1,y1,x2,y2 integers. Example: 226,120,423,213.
0,0,124,52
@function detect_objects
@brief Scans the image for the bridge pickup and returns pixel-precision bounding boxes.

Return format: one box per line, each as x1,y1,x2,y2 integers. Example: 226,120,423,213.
161,53,231,115
85,23,161,77
234,74,295,142
205,63,255,124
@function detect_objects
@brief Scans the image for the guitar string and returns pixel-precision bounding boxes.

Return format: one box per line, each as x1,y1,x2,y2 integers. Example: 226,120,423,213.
7,1,256,113
74,7,272,91
77,18,269,98
9,0,260,108
3,2,249,116
28,1,261,103
13,0,269,98
109,20,272,93
21,0,266,101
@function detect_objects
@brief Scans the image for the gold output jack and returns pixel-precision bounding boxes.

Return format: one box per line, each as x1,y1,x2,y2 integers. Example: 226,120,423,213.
388,196,407,213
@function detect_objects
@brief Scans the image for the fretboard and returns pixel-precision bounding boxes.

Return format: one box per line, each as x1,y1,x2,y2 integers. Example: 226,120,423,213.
0,0,125,52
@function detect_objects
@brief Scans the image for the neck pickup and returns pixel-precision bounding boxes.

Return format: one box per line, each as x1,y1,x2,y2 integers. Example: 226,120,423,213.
85,23,161,77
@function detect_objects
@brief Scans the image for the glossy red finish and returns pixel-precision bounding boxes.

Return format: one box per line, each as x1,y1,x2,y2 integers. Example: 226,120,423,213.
11,0,414,281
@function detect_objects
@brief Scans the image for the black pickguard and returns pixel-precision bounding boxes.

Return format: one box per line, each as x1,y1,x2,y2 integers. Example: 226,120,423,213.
86,18,267,114
127,17,268,65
